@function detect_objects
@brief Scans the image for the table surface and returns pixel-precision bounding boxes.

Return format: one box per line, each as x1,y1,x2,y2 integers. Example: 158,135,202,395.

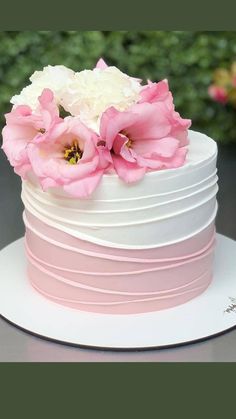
1,143,236,362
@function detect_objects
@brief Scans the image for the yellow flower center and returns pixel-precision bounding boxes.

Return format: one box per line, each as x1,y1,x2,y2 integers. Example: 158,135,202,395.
126,138,133,149
64,140,83,165
121,130,133,149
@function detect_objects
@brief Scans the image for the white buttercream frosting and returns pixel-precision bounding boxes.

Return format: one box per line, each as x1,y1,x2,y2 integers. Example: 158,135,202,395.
22,130,218,248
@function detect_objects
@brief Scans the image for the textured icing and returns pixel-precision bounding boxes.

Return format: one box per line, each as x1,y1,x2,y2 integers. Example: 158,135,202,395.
22,130,218,248
22,129,218,314
25,212,215,313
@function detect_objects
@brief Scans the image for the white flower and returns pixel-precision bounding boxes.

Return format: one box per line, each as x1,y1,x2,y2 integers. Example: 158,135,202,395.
10,64,142,132
61,66,142,131
11,65,75,110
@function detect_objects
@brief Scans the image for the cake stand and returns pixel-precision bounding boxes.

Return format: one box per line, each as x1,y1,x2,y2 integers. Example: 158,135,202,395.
0,234,236,350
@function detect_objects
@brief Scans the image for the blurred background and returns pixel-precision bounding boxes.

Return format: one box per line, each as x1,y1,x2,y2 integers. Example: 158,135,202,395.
0,31,236,249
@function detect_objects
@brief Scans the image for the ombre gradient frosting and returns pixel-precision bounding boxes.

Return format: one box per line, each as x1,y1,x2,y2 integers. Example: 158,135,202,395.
22,130,218,314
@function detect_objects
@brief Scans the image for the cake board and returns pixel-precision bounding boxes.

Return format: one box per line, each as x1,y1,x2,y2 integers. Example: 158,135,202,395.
0,233,236,351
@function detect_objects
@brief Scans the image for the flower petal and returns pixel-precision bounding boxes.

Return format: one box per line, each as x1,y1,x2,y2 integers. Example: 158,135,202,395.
126,102,171,140
95,58,108,69
63,170,104,198
14,163,32,179
133,137,179,159
113,155,146,183
139,80,171,104
139,146,188,170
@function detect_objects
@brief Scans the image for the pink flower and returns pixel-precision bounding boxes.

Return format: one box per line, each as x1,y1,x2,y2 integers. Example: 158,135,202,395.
208,85,228,104
1,89,62,177
27,117,104,198
99,101,190,183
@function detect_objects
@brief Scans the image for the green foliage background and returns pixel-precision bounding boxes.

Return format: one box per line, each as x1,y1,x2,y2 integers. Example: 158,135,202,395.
1,31,236,144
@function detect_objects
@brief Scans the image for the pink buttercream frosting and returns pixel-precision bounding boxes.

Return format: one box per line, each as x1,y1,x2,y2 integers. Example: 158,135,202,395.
24,208,215,314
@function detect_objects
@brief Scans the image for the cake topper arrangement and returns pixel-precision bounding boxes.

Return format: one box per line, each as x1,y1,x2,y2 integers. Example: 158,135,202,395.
1,58,191,198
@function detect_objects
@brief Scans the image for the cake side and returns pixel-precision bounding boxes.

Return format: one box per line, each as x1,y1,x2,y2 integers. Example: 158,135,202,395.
24,213,216,314
22,130,218,314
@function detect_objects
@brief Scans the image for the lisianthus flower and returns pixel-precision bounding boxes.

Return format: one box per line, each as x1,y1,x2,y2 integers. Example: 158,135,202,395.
2,89,63,177
27,116,104,198
99,101,191,183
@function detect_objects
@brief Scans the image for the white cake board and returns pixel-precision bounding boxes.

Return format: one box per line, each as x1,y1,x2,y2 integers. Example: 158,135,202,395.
0,234,236,350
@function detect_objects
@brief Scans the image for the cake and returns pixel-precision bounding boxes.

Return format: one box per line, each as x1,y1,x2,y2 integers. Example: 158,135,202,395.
2,59,218,315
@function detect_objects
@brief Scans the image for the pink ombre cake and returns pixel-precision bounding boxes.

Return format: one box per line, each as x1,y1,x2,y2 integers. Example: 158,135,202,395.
21,130,218,314
2,59,218,314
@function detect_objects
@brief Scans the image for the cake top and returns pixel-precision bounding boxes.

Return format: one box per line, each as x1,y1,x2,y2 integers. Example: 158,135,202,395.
2,58,192,198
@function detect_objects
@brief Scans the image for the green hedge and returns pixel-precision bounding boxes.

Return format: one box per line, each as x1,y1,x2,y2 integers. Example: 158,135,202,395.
1,31,236,144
